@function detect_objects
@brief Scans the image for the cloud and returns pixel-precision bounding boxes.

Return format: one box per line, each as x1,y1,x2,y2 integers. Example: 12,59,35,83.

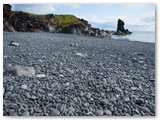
77,13,155,31
63,4,81,9
14,4,56,14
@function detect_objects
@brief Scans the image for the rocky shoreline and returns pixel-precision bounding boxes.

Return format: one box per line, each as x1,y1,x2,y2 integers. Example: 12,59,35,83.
3,32,155,116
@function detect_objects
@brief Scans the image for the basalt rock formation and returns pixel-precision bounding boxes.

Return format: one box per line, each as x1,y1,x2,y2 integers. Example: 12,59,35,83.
3,4,111,39
3,4,15,32
116,19,132,35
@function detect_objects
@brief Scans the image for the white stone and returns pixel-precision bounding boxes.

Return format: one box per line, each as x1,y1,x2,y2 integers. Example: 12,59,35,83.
21,85,28,90
36,74,46,78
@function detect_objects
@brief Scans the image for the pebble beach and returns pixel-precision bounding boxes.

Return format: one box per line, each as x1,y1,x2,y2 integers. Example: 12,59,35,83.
3,32,155,116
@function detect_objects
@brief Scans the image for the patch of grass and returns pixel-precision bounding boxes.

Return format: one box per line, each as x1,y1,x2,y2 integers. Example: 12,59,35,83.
54,14,82,28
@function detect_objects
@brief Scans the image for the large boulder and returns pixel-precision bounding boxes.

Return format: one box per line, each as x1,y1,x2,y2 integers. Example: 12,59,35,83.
116,19,132,35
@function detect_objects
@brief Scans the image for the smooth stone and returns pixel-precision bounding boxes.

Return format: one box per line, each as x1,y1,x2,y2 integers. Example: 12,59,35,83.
9,112,18,116
138,106,151,114
104,110,112,115
48,93,53,97
110,97,117,102
131,87,137,90
68,106,75,112
21,85,28,90
86,93,92,99
79,91,84,97
7,86,14,91
95,110,104,116
25,92,31,98
64,82,70,86
66,68,74,74
149,79,155,82
7,65,36,77
100,99,109,105
30,96,36,100
70,43,74,46
124,97,130,102
115,87,122,92
9,41,19,46
36,74,46,78
135,99,144,105
22,111,30,116
50,109,60,116
59,74,64,78
75,43,78,47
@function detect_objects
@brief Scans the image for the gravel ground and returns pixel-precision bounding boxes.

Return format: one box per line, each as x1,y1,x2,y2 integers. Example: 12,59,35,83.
3,32,155,116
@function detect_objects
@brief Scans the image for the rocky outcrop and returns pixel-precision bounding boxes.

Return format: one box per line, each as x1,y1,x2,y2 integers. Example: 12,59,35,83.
3,4,112,39
3,4,15,32
9,11,56,32
116,19,132,35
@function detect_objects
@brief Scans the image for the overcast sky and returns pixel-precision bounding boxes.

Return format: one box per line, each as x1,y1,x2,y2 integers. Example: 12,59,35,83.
11,4,155,32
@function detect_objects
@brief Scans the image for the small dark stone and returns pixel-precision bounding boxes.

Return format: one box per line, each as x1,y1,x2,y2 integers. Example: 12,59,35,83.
135,99,144,105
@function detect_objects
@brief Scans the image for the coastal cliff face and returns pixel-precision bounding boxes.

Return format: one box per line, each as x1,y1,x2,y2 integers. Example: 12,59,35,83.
3,4,111,38
3,4,15,32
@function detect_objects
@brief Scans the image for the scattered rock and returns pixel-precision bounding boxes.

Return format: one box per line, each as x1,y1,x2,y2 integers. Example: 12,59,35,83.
7,65,36,77
76,52,87,58
66,68,74,74
135,98,144,105
50,109,60,116
64,82,70,86
100,99,109,105
95,110,104,116
114,87,122,92
7,86,14,91
21,85,28,90
137,106,151,114
36,74,46,78
131,87,137,91
25,92,31,98
104,110,112,116
47,93,53,97
59,74,64,78
9,41,19,46
22,111,30,116
70,43,74,46
75,43,78,47
149,78,155,82
86,93,92,99
9,112,18,116
124,97,130,102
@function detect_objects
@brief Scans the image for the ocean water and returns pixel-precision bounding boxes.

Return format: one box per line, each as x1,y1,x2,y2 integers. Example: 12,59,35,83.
111,31,155,43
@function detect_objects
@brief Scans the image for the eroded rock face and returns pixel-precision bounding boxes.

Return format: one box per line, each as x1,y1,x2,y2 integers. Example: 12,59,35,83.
116,19,132,35
3,4,15,32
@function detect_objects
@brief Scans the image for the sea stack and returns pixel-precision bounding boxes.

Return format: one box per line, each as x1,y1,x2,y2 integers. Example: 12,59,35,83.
116,19,132,35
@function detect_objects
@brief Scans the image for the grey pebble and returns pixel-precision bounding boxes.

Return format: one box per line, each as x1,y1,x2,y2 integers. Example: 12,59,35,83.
21,85,28,90
104,110,112,116
50,109,60,116
100,99,109,105
138,106,151,115
22,111,30,116
135,98,144,105
9,112,18,116
7,86,14,91
95,110,104,116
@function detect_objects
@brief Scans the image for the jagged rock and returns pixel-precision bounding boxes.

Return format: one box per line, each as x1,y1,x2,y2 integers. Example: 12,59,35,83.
116,19,132,35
